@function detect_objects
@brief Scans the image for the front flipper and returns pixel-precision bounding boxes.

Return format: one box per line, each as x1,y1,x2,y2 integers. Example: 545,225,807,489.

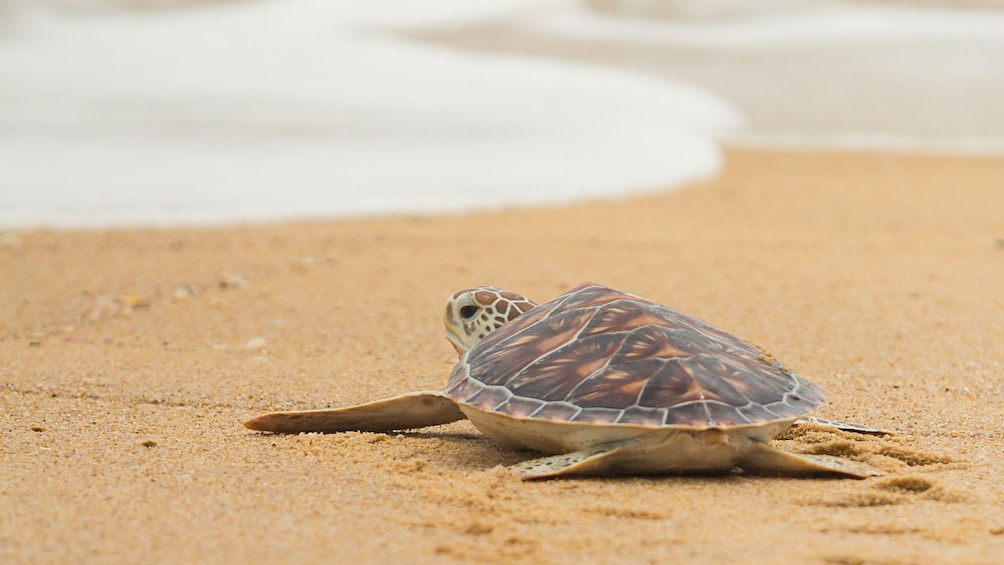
742,442,883,479
794,416,893,436
242,390,465,434
508,443,627,480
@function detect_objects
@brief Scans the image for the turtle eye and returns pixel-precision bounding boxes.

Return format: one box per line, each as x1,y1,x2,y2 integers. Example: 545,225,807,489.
459,305,479,320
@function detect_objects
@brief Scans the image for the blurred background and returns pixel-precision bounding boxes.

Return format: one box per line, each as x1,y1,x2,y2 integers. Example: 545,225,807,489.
1,0,1002,227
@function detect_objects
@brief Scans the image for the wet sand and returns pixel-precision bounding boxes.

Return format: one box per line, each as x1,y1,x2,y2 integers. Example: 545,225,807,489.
409,8,1004,147
2,149,1003,563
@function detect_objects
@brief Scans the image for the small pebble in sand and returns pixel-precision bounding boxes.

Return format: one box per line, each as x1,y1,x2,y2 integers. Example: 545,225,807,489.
141,440,158,448
244,337,267,350
118,295,151,309
172,286,195,300
218,272,248,289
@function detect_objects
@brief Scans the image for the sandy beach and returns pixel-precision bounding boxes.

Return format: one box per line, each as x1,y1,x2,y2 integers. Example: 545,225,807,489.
2,148,1003,563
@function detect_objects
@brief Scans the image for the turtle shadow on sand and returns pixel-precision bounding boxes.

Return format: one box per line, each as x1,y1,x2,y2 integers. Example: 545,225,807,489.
245,283,896,480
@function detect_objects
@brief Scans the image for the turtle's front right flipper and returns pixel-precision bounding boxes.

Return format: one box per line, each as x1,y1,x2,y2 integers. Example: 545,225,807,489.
242,390,465,434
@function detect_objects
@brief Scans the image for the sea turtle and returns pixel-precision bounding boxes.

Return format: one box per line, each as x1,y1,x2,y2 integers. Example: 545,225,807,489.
244,282,886,479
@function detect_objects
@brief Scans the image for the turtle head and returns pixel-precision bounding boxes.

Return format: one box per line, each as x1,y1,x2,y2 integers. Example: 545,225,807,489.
443,286,537,355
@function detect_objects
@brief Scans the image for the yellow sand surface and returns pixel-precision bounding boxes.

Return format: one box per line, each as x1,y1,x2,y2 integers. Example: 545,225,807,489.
2,149,1003,564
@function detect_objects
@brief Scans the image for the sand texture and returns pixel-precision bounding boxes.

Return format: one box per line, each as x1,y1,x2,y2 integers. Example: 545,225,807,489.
2,149,1004,564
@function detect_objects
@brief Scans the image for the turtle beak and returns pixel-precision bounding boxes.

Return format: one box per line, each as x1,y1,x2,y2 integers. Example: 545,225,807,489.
445,327,469,356
443,313,469,356
447,334,466,355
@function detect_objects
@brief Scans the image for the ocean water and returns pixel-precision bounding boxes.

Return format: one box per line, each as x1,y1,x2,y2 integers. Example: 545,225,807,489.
0,0,1001,228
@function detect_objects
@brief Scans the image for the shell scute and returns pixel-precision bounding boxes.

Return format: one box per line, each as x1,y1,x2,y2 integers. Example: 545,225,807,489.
615,406,668,426
663,400,753,427
722,370,799,405
778,388,823,416
700,401,756,426
682,356,770,406
506,334,622,401
564,360,662,409
635,358,701,407
578,301,672,338
467,307,595,386
608,325,690,364
734,402,781,422
762,399,809,419
446,373,481,402
556,283,634,312
571,407,623,424
464,384,511,409
529,401,581,421
495,396,547,418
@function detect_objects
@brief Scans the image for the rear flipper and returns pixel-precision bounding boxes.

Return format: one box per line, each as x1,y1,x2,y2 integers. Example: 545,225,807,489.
508,444,627,480
242,390,465,434
510,439,883,480
794,416,893,436
742,442,883,479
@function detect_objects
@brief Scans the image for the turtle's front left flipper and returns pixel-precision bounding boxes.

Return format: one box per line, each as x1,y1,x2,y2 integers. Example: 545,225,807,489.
243,391,465,434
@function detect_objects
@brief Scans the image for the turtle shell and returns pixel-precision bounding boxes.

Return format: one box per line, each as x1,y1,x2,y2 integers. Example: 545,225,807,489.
444,283,824,429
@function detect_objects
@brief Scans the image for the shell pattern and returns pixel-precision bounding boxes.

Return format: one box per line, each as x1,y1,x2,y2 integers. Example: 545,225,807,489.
445,283,825,428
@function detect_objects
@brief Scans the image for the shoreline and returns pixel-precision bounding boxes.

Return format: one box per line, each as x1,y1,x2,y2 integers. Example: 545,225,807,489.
7,1,1004,230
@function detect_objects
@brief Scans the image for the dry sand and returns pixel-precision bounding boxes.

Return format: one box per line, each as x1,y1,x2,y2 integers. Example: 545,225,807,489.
2,149,1003,564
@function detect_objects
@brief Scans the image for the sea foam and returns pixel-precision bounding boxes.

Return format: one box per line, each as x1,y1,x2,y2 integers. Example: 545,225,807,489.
0,0,739,227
